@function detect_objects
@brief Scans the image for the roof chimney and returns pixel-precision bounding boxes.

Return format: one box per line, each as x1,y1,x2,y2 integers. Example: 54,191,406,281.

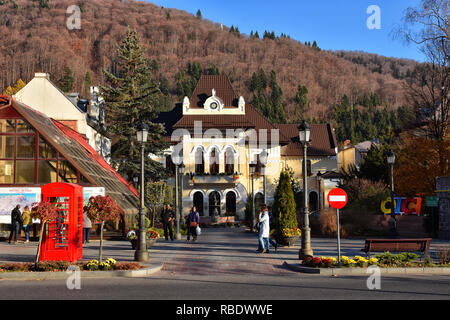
34,73,50,80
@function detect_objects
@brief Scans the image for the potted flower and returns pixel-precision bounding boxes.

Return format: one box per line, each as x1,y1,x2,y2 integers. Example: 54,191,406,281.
127,229,160,249
280,227,302,247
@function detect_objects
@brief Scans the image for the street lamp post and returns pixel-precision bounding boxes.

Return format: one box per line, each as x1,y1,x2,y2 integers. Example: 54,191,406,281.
387,150,397,236
249,163,257,232
261,163,267,205
175,162,179,239
134,122,149,262
298,120,313,260
317,171,322,211
176,162,185,240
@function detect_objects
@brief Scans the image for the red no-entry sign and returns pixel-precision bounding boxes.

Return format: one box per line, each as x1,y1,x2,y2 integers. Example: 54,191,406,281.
327,188,348,209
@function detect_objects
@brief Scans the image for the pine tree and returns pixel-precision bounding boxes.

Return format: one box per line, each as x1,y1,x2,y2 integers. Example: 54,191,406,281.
101,28,168,182
272,171,298,241
59,67,74,93
84,72,92,87
295,84,309,121
196,9,202,19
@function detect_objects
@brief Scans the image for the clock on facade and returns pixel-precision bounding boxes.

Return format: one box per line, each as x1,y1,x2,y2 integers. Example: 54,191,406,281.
210,102,218,110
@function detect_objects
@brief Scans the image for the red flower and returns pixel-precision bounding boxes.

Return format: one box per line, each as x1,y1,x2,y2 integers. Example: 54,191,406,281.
312,257,322,265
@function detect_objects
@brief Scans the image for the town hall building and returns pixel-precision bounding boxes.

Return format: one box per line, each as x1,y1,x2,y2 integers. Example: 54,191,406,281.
153,75,340,221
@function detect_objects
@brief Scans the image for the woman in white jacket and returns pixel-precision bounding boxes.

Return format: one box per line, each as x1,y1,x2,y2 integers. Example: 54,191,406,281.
257,207,270,253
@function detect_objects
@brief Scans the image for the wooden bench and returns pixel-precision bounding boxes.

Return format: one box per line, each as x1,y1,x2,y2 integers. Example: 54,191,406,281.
361,238,432,258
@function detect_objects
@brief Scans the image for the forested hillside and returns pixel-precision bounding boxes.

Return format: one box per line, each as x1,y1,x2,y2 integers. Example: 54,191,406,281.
1,0,416,138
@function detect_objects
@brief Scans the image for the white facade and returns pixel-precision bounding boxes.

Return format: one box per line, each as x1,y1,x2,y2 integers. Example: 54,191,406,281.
13,73,111,162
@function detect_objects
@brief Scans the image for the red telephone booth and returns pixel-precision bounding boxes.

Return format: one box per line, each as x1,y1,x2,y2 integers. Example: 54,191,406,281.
40,183,83,262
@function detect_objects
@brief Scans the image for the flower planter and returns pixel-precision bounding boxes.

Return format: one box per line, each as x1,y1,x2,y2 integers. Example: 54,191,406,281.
279,236,300,247
130,238,158,250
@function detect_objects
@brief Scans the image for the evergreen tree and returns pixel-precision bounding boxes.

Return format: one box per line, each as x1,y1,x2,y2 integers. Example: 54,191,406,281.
254,31,260,39
196,9,202,19
272,171,298,241
58,67,74,93
101,28,167,182
359,144,391,184
295,84,309,121
84,72,92,87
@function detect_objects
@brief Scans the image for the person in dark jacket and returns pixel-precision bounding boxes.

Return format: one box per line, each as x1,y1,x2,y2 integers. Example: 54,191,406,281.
186,206,200,242
161,204,175,241
8,205,22,244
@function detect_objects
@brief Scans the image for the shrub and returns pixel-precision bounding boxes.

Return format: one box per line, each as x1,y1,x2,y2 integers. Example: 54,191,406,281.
315,208,349,238
374,252,418,266
436,245,450,265
272,171,298,241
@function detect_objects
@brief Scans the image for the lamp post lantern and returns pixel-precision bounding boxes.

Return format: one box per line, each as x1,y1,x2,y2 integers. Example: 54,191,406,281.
176,162,185,240
298,120,313,260
134,122,149,262
249,163,257,232
387,150,397,236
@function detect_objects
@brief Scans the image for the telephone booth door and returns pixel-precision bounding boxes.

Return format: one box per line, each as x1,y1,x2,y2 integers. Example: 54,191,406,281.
40,183,83,262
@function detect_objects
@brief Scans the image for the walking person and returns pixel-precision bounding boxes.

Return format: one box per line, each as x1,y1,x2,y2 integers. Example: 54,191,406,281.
186,206,200,242
8,205,22,244
256,205,272,253
161,204,175,241
21,205,32,243
83,206,92,244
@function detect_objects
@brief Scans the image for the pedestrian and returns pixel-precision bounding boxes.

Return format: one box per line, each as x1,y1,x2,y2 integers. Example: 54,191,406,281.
256,205,274,253
83,206,92,244
21,205,32,243
8,205,22,244
161,204,175,241
186,206,200,242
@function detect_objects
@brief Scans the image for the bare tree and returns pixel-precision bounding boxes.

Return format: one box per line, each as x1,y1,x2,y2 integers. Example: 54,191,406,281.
396,0,449,140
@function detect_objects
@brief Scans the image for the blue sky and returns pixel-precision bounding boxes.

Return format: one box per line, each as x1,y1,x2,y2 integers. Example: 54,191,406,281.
148,0,424,62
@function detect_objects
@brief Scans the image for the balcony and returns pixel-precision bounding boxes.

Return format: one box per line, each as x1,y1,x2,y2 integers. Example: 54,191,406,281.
188,173,241,186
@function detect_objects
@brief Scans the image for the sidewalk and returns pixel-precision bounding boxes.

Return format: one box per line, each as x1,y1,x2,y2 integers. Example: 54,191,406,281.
1,228,449,272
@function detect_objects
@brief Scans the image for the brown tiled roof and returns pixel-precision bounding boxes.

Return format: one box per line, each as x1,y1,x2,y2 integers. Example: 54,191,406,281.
170,103,290,144
190,75,239,108
277,123,337,157
6,97,138,214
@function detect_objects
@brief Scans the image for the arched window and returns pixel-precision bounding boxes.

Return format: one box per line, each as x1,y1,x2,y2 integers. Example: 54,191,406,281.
193,191,204,216
224,147,234,175
209,148,219,175
226,191,236,215
209,191,221,217
195,148,204,174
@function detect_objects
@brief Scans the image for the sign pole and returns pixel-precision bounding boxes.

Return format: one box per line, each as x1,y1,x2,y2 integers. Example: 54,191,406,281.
328,188,347,265
336,208,341,264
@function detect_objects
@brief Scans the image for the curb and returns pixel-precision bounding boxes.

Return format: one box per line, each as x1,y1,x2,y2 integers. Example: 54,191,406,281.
283,262,450,276
0,263,164,280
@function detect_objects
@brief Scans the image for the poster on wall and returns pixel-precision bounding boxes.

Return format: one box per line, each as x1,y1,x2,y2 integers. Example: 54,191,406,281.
83,187,105,206
0,188,41,224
